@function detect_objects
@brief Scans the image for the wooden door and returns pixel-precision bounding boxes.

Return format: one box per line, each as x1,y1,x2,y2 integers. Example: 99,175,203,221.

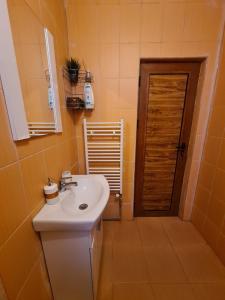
134,59,202,217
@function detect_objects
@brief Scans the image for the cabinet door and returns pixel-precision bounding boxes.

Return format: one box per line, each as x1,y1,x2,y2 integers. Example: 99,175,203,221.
90,219,103,300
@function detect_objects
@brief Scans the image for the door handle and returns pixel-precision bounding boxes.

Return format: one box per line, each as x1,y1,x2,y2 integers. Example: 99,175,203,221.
176,142,186,157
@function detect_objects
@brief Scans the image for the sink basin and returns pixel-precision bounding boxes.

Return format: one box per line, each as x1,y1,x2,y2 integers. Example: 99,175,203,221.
33,175,110,232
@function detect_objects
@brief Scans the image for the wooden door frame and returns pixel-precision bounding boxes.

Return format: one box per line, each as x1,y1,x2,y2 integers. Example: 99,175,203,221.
134,58,203,217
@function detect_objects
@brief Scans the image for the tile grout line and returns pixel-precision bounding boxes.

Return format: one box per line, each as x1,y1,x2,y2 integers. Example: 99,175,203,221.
159,219,191,284
0,201,44,252
135,219,158,299
15,253,42,300
0,135,76,172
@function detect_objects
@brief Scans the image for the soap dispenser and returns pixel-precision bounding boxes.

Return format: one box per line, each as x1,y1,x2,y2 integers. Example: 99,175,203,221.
84,71,94,109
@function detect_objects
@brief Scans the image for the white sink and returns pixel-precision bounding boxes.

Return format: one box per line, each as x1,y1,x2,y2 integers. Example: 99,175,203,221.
33,175,110,232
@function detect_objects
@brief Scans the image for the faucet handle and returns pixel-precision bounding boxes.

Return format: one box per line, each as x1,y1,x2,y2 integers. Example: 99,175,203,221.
61,175,72,184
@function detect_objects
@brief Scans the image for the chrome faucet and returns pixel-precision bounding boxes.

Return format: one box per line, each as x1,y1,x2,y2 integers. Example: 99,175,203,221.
59,176,78,192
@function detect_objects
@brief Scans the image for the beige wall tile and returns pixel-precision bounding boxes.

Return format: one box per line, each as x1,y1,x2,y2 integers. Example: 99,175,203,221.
0,217,41,299
119,4,140,43
207,197,225,228
217,139,225,169
100,44,119,78
201,3,224,42
183,3,205,42
25,0,41,19
123,134,136,162
119,44,139,78
16,137,45,160
68,4,98,44
43,144,63,181
160,42,182,57
162,3,185,42
198,162,215,190
212,168,225,200
191,205,206,235
119,78,138,109
207,106,225,138
121,202,133,220
201,218,220,250
123,161,135,183
140,43,161,58
100,79,119,109
0,164,29,246
20,152,47,211
98,4,119,43
203,135,222,165
122,182,134,203
194,184,211,215
17,256,52,300
141,3,162,42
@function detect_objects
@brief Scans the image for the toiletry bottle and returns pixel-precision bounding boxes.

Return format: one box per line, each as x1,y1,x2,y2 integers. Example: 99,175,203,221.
44,178,59,205
84,71,94,109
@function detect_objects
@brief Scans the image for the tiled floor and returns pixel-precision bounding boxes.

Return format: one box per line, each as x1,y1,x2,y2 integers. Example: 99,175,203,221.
97,217,225,300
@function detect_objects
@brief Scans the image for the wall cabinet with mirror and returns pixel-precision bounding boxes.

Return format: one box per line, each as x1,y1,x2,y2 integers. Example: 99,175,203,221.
0,0,62,141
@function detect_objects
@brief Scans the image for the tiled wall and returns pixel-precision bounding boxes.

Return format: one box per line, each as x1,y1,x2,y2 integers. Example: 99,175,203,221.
191,33,225,265
66,0,225,220
0,0,78,299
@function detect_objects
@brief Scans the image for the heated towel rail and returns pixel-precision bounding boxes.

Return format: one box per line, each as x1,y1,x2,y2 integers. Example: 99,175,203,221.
83,119,124,196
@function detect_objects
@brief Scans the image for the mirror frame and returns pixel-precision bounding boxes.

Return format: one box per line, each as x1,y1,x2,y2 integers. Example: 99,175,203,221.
0,0,62,141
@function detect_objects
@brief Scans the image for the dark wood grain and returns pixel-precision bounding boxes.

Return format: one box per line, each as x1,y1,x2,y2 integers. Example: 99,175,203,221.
134,60,202,217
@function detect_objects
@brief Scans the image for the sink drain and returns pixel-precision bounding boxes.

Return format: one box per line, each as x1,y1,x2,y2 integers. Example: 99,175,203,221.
79,203,88,210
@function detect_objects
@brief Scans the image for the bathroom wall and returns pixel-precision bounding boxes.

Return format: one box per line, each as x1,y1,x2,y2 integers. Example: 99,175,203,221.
191,32,225,265
66,0,225,219
0,0,77,299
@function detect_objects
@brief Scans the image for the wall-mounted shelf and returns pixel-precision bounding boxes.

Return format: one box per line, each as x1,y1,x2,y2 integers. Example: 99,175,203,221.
62,66,94,111
66,96,85,110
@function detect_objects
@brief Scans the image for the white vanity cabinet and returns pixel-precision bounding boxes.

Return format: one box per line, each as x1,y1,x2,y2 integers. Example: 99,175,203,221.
40,219,103,300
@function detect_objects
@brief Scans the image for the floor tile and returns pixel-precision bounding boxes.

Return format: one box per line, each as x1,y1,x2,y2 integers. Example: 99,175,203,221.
144,245,188,283
103,221,115,246
152,284,196,300
98,245,113,300
191,283,225,300
113,221,142,247
113,245,148,283
113,283,155,300
175,244,225,282
99,245,113,285
97,218,225,300
158,217,181,225
163,220,206,248
136,217,170,247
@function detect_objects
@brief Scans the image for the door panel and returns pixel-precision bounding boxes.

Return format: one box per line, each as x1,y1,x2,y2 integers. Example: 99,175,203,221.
143,74,188,211
134,60,201,217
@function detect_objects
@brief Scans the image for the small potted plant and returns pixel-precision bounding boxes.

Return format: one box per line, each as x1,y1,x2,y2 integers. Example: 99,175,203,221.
66,58,80,84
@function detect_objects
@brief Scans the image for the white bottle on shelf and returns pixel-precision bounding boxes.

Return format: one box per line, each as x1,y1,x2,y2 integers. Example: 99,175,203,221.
84,71,94,109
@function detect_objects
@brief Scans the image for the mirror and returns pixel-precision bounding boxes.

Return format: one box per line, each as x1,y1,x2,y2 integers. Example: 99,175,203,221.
0,0,62,140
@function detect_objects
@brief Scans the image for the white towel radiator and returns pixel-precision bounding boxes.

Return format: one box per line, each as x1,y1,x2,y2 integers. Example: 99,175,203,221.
83,119,124,219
